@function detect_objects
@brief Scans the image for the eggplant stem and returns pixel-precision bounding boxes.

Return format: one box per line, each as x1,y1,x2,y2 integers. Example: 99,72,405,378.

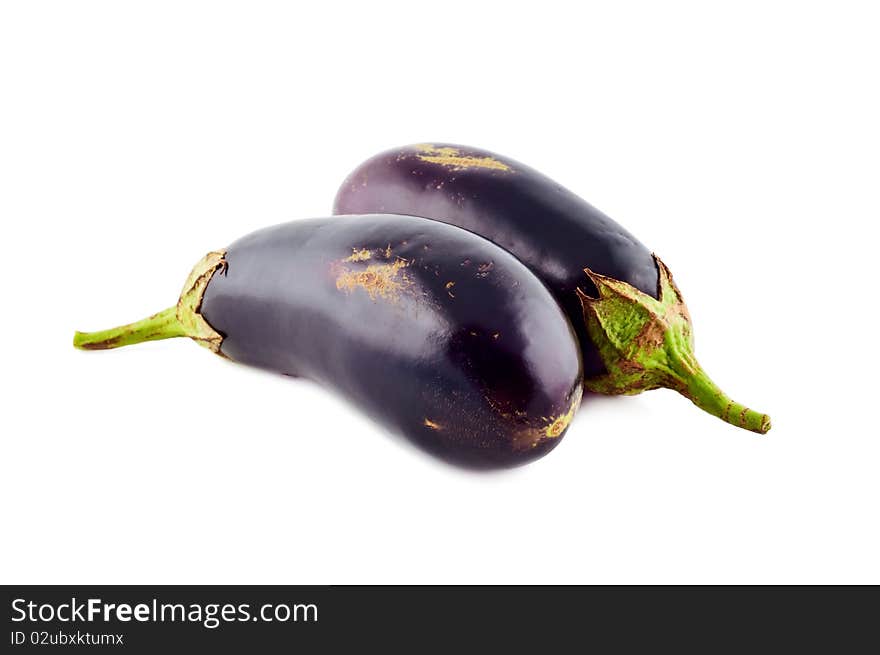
676,364,771,434
579,255,771,435
73,306,185,350
73,250,227,354
662,328,771,434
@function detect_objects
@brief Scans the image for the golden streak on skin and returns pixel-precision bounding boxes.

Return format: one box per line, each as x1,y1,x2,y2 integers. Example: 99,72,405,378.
506,386,583,451
335,258,411,301
414,144,512,172
543,391,581,439
344,248,372,262
423,418,443,430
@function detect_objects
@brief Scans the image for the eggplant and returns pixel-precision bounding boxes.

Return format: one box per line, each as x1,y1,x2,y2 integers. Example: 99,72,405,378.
73,215,583,468
334,144,770,434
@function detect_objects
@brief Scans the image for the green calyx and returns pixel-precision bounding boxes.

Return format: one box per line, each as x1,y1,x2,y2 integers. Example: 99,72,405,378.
578,256,771,434
73,250,227,353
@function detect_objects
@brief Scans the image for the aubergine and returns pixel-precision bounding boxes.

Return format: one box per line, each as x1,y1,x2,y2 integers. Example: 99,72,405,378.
334,143,770,434
73,215,583,468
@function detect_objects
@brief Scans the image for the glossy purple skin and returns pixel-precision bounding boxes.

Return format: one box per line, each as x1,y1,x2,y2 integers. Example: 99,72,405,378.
333,144,659,379
200,215,582,468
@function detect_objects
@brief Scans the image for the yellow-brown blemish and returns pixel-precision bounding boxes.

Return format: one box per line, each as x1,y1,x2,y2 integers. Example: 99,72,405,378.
544,387,582,439
414,144,512,172
384,244,392,259
335,259,411,301
423,418,443,430
518,389,583,449
344,248,372,262
445,281,456,298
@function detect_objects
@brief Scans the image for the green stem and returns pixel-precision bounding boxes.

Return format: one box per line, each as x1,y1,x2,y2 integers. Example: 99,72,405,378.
73,250,227,354
679,366,771,434
73,306,186,350
579,255,772,435
665,332,771,434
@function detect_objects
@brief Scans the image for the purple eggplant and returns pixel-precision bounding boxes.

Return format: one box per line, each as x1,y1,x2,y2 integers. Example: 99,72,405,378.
73,215,583,468
334,144,770,434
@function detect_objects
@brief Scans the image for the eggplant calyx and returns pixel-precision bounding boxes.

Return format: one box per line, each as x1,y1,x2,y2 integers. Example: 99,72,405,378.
577,255,771,434
73,250,227,353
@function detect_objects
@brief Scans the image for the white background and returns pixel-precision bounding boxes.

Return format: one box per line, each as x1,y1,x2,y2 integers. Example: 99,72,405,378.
1,1,877,584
